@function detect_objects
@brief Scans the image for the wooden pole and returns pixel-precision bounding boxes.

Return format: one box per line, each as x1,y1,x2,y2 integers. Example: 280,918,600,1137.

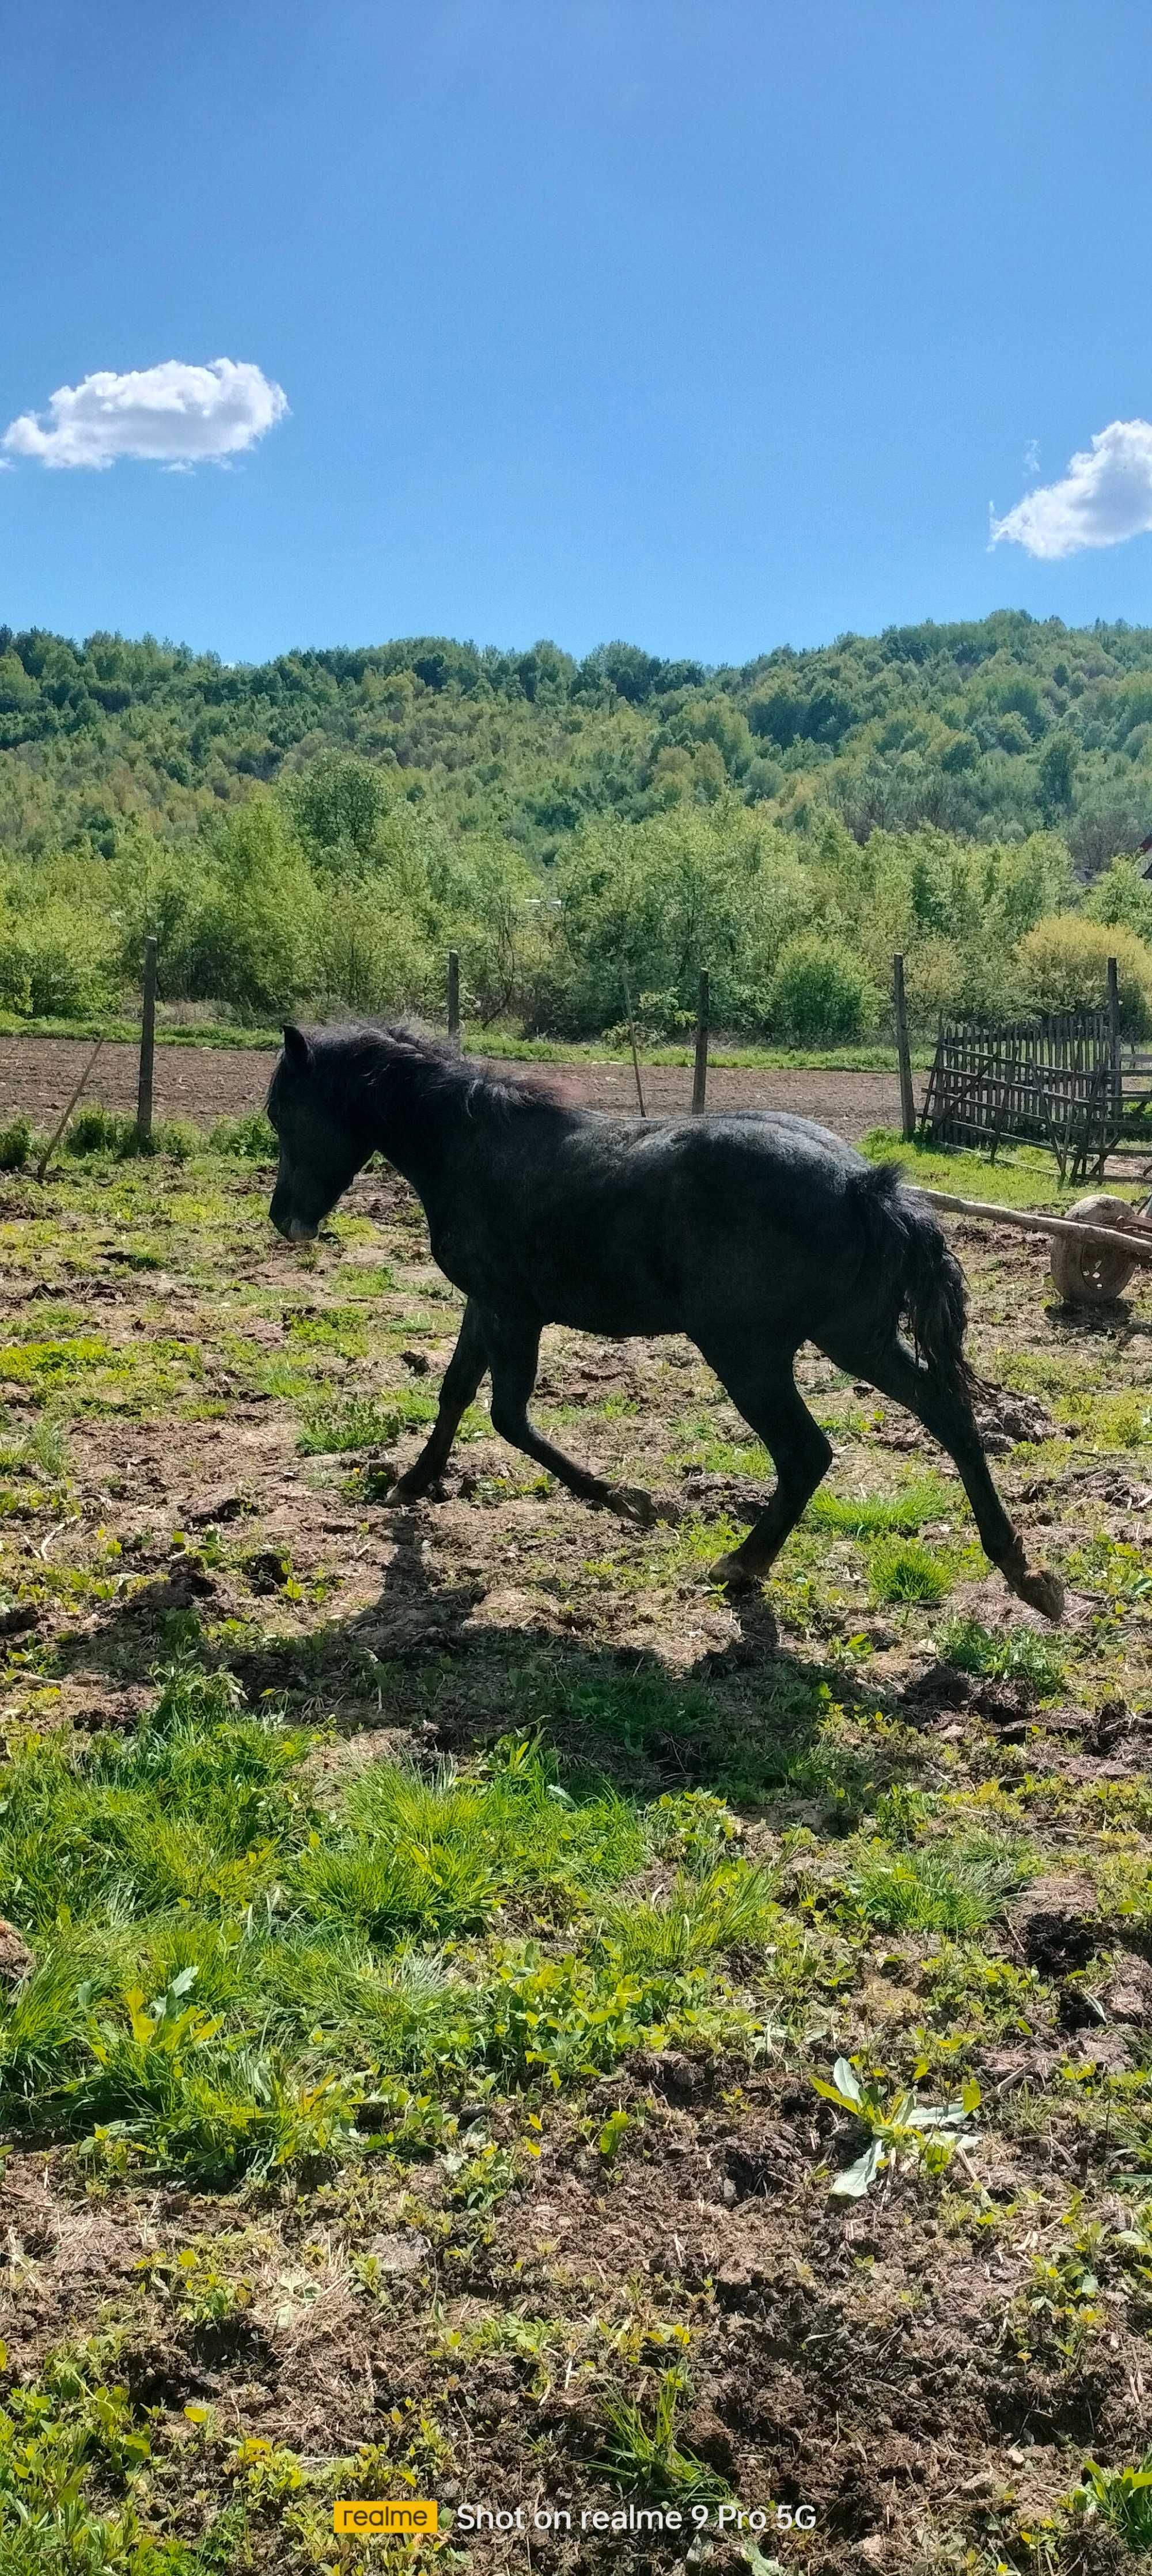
893,953,915,1142
135,936,157,1145
691,970,710,1114
1107,954,1121,1122
34,1036,104,1182
621,973,647,1117
447,950,460,1052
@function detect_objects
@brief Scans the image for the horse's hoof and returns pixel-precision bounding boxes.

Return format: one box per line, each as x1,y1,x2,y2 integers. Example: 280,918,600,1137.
615,1483,657,1527
704,1550,757,1594
385,1473,433,1506
1007,1562,1066,1624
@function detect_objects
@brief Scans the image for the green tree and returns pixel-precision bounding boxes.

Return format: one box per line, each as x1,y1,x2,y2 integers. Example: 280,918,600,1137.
288,754,391,875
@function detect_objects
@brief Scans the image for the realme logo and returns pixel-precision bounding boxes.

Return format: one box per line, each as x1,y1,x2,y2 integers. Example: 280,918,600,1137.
332,2500,438,2535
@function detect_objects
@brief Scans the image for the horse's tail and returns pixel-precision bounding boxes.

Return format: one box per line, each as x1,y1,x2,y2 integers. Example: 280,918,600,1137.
854,1161,969,1392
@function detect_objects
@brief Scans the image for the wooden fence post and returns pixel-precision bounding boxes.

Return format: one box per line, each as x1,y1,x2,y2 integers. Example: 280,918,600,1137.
893,953,915,1142
136,936,157,1144
447,950,461,1051
1107,954,1121,1121
691,970,710,1113
621,972,647,1117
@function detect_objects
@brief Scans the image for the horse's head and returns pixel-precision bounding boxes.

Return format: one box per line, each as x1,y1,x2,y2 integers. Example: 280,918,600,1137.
267,1025,367,1240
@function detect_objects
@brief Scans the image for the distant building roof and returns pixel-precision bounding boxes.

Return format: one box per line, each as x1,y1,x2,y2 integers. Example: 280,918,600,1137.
1137,831,1152,877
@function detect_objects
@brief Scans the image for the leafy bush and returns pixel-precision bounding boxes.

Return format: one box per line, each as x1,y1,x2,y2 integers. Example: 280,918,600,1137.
67,1105,128,1154
183,798,321,1017
1082,855,1152,945
209,1111,277,1160
0,1115,33,1170
768,934,874,1045
0,903,118,1020
66,1108,199,1162
1017,915,1152,1035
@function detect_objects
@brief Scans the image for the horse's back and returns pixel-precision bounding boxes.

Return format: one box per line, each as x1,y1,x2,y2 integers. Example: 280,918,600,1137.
551,1104,869,1209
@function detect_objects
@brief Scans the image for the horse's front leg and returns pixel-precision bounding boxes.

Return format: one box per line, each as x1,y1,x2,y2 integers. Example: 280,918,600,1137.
484,1310,655,1524
388,1299,489,1501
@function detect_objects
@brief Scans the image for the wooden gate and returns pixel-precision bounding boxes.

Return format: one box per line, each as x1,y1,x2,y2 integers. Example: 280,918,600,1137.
919,1010,1119,1180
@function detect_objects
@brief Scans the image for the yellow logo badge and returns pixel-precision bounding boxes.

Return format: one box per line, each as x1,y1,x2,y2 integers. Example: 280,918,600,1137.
333,2499,439,2535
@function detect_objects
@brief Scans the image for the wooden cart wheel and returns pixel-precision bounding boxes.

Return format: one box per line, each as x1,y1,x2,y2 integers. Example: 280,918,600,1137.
1049,1194,1140,1305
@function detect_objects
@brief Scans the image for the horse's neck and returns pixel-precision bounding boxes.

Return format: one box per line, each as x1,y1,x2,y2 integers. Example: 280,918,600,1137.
367,1061,468,1209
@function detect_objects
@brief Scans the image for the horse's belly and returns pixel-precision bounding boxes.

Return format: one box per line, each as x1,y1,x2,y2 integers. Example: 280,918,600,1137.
547,1285,680,1338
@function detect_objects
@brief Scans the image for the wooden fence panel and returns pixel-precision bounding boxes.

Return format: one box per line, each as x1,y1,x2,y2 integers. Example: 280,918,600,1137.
919,1009,1117,1179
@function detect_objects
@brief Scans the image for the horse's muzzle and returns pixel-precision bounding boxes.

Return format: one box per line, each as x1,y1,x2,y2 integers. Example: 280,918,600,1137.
270,1195,319,1242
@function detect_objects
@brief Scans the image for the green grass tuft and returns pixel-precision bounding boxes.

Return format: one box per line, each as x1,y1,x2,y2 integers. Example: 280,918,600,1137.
297,1387,439,1453
594,1861,779,1974
809,1475,955,1537
847,1835,1031,1933
939,1616,1065,1695
868,1535,954,1605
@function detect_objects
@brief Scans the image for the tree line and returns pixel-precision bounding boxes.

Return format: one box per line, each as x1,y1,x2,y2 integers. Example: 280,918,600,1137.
3,612,1152,1043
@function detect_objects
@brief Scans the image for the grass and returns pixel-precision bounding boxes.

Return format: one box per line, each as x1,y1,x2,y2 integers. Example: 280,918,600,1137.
0,1406,69,1480
808,1475,956,1537
593,1861,780,1975
846,1833,1032,1933
296,1388,446,1453
1067,2455,1152,2548
0,1669,763,2180
597,2367,729,2505
0,1006,931,1071
868,1535,955,1605
0,2336,237,2574
862,1127,1149,1211
0,1122,1150,2563
939,1616,1066,1695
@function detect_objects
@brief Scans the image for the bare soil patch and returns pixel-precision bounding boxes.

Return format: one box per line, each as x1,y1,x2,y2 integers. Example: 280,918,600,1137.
0,1031,914,1140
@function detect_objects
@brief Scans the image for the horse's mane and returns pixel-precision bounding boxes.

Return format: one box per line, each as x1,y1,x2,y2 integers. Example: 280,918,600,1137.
287,1020,576,1117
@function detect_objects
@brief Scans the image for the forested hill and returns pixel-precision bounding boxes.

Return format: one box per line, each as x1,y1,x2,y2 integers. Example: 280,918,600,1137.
3,608,1152,872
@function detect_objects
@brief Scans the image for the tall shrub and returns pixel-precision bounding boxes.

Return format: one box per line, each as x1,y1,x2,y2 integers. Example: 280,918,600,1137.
1017,916,1152,1035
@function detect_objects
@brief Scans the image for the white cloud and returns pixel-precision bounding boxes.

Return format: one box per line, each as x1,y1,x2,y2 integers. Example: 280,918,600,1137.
2,358,288,471
991,417,1152,559
1022,437,1040,479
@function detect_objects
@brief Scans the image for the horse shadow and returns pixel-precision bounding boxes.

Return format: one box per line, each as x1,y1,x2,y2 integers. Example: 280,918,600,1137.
53,1505,931,1825
1045,1296,1152,1348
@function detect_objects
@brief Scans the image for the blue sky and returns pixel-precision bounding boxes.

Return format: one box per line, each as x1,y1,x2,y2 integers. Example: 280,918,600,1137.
3,0,1151,666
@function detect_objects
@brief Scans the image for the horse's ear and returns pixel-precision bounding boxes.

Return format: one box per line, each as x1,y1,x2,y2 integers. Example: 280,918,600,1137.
282,1024,311,1071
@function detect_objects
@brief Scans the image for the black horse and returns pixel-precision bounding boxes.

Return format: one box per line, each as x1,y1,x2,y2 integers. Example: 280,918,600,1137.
267,1022,1062,1620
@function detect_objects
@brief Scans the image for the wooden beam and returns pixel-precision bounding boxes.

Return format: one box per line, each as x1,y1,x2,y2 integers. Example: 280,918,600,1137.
910,1183,1152,1264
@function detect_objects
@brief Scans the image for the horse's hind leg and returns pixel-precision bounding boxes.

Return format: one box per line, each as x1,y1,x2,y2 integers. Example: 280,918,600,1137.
389,1299,489,1501
700,1354,833,1593
829,1333,1064,1622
